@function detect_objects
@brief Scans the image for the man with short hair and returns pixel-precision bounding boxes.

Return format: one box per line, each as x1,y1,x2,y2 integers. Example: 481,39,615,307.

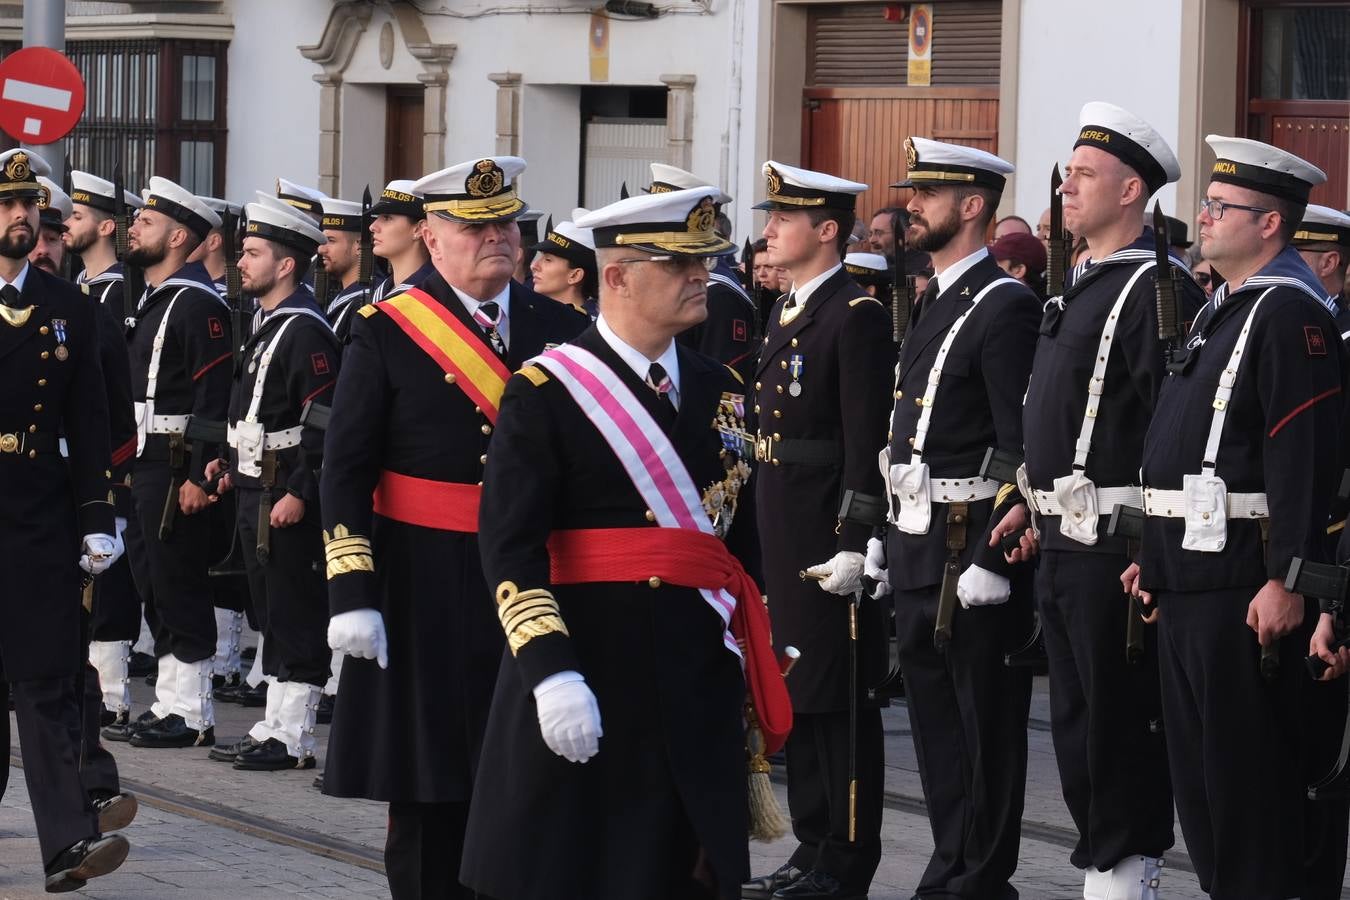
317,197,368,343
321,156,586,899
1135,136,1346,900
874,137,1040,900
867,206,906,261
1036,206,1053,250
1294,205,1350,335
30,176,71,276
368,180,434,303
993,214,1032,240
745,161,892,900
462,186,782,900
121,177,233,749
192,197,243,295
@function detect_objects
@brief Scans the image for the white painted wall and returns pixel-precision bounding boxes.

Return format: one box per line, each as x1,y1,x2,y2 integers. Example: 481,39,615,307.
520,84,583,220
339,83,386,200
1013,0,1185,223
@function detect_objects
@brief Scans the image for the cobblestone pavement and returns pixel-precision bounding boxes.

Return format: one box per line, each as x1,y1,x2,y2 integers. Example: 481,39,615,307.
1,654,1341,899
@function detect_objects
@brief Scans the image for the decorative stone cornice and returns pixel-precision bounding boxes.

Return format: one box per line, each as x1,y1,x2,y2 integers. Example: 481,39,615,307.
298,0,374,81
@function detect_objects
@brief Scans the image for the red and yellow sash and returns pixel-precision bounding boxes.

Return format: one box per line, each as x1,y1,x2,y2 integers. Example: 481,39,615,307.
378,287,512,422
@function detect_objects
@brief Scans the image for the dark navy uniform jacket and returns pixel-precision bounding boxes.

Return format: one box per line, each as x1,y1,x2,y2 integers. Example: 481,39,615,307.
678,256,759,384
887,251,1040,589
325,281,367,346
1140,247,1347,592
1023,229,1207,552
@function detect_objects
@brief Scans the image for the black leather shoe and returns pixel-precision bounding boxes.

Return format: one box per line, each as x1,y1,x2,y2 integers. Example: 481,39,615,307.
213,679,246,705
212,672,242,694
128,714,214,748
236,682,267,708
208,735,261,763
127,651,156,677
99,705,116,727
743,863,806,899
91,792,138,832
233,737,316,771
101,710,155,743
772,870,865,899
44,834,130,893
316,693,334,724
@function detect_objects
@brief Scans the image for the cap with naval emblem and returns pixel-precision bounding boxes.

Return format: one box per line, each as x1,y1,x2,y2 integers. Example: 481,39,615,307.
891,137,1014,192
1074,102,1181,195
1206,135,1327,207
0,149,50,202
577,187,735,256
319,197,364,233
244,192,328,256
753,161,866,212
368,179,425,220
843,251,891,287
1293,205,1350,249
647,163,732,206
527,218,597,270
70,171,143,214
275,178,327,215
36,176,72,230
143,176,222,239
415,156,528,224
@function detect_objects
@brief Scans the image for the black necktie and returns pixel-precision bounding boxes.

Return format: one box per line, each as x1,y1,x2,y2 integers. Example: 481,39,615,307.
914,279,939,323
646,362,677,414
473,300,506,355
0,284,21,307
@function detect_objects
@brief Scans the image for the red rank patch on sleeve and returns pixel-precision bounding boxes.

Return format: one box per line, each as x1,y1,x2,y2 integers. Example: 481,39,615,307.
311,352,330,375
1305,326,1327,357
207,317,224,339
732,319,747,343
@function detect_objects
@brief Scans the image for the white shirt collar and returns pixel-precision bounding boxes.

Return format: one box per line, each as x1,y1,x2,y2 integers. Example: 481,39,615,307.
0,262,32,294
596,314,681,409
790,262,843,310
932,246,988,298
450,281,512,347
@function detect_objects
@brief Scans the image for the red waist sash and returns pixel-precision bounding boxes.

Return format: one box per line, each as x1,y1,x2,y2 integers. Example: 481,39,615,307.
547,526,793,754
373,470,480,533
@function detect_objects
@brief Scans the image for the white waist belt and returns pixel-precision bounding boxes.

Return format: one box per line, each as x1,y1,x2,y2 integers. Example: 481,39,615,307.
1142,487,1270,519
926,476,1000,503
1028,485,1142,518
147,414,190,435
227,424,303,451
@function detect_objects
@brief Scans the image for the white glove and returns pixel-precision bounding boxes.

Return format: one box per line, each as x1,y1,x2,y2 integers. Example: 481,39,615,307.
79,533,119,575
864,536,891,599
806,550,866,596
957,564,1011,609
327,608,388,669
111,517,128,561
533,670,602,763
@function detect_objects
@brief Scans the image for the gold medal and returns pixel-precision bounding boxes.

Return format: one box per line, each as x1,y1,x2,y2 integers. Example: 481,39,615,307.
54,344,68,361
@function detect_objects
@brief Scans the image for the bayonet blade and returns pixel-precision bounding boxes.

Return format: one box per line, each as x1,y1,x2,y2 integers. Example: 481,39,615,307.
1047,164,1067,298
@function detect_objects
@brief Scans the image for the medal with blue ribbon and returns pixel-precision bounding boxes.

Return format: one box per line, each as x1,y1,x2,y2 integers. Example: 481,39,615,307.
788,353,804,397
52,318,69,360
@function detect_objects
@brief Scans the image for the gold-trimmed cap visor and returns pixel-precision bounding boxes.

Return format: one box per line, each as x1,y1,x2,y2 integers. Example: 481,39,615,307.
592,222,734,256
425,189,527,224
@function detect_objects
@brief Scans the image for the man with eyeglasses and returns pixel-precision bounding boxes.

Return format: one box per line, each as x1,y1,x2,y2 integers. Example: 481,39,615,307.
1293,205,1350,338
1133,136,1346,899
319,156,586,900
991,102,1205,900
744,161,892,900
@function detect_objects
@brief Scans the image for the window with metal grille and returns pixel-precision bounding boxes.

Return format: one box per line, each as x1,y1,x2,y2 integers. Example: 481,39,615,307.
807,1,1001,87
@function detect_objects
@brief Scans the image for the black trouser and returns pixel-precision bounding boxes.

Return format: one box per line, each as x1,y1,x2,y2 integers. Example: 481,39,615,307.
127,462,216,663
1156,587,1312,899
79,661,120,798
784,708,884,891
89,554,141,643
235,487,330,687
893,584,1032,900
4,674,99,866
1303,674,1350,900
1036,550,1174,871
387,800,476,900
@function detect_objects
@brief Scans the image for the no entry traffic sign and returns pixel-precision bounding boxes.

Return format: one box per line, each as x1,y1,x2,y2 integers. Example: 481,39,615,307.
0,47,85,145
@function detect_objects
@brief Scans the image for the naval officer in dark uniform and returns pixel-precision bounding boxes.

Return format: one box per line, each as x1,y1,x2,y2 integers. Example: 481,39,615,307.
1136,136,1345,900
992,103,1206,899
744,161,892,900
874,137,1038,900
0,147,131,892
462,186,781,900
320,155,586,900
1293,205,1350,337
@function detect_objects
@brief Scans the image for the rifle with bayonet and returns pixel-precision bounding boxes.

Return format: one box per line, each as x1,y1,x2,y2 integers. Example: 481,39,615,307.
112,164,144,330
891,210,916,347
312,249,331,309
1151,202,1185,372
359,186,374,306
1047,164,1073,299
1107,504,1155,665
159,416,228,541
1284,555,1350,800
59,154,76,281
221,210,247,369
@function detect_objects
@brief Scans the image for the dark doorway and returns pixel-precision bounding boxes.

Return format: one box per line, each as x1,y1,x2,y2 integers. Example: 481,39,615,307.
385,86,424,183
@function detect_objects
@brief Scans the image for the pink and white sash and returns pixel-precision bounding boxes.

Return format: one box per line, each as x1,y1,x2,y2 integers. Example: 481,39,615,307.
531,344,741,659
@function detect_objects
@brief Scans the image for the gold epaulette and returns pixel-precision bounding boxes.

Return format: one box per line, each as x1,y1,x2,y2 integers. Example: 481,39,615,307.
496,581,569,654
995,483,1020,508
357,304,378,319
724,365,745,385
323,524,374,579
517,365,549,387
849,296,884,308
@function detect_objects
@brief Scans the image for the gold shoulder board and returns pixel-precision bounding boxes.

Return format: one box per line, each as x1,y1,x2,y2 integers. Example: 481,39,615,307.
723,365,745,385
849,296,884,308
357,304,378,319
518,365,550,387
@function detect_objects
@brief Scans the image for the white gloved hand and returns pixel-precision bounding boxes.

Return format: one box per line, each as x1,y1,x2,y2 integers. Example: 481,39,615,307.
806,550,866,596
111,517,128,561
533,670,602,763
956,564,1011,609
864,537,891,599
79,533,119,575
327,609,388,669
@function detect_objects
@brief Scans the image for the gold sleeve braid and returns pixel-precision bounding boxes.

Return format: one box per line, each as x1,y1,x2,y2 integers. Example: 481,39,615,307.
995,483,1020,508
496,580,569,655
324,525,374,580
